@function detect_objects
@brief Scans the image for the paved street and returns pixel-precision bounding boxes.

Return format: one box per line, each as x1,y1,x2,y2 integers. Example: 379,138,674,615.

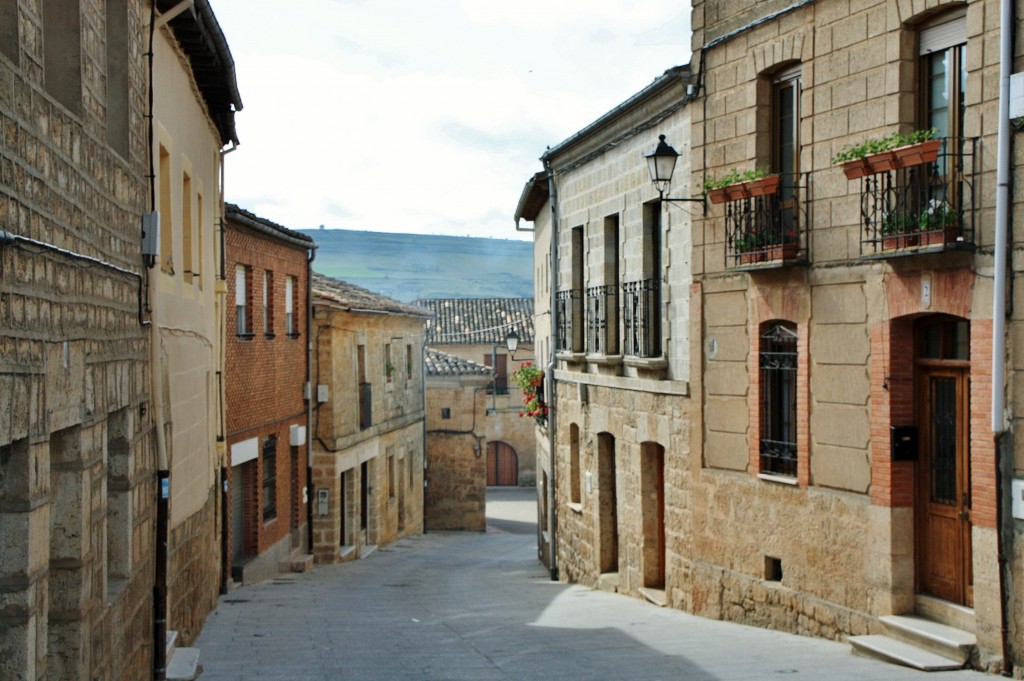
195,487,985,681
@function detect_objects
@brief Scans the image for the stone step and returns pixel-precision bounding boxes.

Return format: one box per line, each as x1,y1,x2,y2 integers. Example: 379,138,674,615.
880,615,976,664
850,635,966,671
290,553,314,573
167,647,202,681
595,572,620,594
639,587,667,608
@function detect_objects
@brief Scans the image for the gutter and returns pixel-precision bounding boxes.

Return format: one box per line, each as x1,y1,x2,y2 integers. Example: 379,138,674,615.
992,0,1015,674
306,245,318,555
544,160,559,581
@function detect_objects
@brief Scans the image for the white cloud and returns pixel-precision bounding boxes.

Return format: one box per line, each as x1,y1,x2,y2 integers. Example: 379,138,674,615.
213,0,692,238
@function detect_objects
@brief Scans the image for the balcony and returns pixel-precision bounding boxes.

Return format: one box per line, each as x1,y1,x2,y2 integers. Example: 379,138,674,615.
859,137,977,257
586,284,619,356
622,278,661,359
726,173,810,270
556,288,584,357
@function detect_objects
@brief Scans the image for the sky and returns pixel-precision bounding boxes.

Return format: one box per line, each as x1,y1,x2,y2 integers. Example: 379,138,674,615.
212,1,692,241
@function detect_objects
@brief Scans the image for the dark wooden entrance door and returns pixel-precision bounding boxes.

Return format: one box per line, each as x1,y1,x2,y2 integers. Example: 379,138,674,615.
486,441,518,486
917,366,972,606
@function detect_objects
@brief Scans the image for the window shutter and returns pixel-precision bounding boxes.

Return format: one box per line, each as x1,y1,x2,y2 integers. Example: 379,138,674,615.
920,12,966,54
235,266,246,305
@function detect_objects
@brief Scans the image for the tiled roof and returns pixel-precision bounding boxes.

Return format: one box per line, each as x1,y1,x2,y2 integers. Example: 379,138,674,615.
313,273,432,318
425,348,492,377
225,203,315,249
415,298,534,345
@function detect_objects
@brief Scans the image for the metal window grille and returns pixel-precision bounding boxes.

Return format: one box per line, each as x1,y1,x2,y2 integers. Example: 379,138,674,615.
622,278,660,358
556,289,583,352
759,323,798,477
262,437,277,521
586,284,619,355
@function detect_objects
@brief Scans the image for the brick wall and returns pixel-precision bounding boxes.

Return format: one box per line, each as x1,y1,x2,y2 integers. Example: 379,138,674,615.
225,219,311,565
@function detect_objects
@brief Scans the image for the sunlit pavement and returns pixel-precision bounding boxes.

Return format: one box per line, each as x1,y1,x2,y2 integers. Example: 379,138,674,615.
194,487,984,681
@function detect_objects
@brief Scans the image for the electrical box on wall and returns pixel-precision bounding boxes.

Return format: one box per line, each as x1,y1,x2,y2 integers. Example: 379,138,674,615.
141,212,160,258
891,425,918,461
1011,73,1024,119
317,488,329,516
1011,479,1024,520
317,384,329,403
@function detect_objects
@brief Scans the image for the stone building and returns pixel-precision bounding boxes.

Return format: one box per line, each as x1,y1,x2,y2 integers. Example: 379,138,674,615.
518,65,694,594
521,0,1024,672
417,297,538,486
689,0,1019,670
424,348,493,531
310,274,429,563
224,204,315,584
0,0,241,679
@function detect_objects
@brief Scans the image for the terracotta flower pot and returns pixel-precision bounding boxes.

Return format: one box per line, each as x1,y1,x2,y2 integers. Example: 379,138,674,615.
706,187,728,205
746,174,781,198
882,233,920,250
765,242,799,261
920,224,961,247
841,158,872,180
893,139,941,169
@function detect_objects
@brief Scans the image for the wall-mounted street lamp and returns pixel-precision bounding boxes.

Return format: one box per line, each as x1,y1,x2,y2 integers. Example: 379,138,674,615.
488,330,523,416
644,134,706,214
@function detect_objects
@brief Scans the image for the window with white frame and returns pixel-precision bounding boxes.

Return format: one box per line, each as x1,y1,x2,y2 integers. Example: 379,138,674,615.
285,275,296,336
235,265,251,336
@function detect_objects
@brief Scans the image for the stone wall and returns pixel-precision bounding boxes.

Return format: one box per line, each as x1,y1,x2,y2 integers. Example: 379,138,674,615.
0,0,155,679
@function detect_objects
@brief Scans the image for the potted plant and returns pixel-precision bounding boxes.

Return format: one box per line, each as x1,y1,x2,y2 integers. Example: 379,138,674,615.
918,200,961,246
833,128,939,179
703,167,780,205
879,210,919,250
511,362,547,425
764,229,799,261
733,233,765,265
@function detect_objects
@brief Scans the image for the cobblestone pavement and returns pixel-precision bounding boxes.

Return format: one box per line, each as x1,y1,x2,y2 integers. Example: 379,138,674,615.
194,487,985,681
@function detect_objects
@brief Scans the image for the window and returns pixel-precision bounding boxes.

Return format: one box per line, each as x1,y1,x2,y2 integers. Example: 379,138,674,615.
105,0,128,155
235,265,252,336
624,203,661,357
406,344,413,380
441,408,451,419
196,193,203,288
159,146,173,273
262,436,277,521
387,453,396,499
569,423,581,504
557,226,585,353
385,343,393,383
263,271,274,336
43,0,82,113
285,276,297,336
182,172,193,283
759,322,798,477
920,12,966,211
587,215,619,354
773,66,800,233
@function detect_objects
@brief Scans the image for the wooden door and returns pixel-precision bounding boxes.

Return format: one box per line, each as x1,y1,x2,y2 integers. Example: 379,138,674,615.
916,366,972,606
486,441,518,486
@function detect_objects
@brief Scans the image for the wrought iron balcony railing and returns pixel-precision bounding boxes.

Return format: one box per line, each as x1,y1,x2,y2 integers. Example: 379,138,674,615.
622,278,661,359
859,137,977,256
726,172,810,269
556,288,583,353
586,284,619,355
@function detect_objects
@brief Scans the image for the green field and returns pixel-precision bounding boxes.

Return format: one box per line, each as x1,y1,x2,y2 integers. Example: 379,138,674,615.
300,229,533,302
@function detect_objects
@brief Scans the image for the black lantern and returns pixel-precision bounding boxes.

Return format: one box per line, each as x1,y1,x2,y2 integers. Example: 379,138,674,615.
645,134,679,196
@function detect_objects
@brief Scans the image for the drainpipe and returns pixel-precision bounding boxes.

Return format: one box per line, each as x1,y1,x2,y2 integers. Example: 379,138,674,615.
307,246,317,554
992,0,1015,674
145,2,169,678
421,337,429,534
544,159,559,581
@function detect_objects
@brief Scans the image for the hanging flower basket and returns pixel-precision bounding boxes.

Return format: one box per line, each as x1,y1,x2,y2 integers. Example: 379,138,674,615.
511,362,547,425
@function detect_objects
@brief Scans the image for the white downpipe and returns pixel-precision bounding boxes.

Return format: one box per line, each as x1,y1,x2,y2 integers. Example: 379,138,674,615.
992,0,1011,434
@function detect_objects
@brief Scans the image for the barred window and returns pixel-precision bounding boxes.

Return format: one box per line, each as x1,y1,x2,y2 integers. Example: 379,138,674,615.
759,322,797,477
262,436,277,521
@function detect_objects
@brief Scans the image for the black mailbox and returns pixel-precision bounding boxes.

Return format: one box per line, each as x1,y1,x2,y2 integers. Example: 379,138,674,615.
891,425,918,461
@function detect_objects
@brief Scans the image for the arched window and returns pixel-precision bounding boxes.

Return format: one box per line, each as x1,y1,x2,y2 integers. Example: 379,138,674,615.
759,321,798,477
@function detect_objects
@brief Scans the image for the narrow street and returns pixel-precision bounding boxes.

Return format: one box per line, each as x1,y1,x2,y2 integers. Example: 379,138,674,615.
194,488,985,681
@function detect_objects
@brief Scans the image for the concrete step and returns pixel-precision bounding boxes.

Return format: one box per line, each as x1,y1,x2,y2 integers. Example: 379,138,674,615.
279,553,314,574
165,630,178,658
850,635,966,671
639,587,667,608
167,647,202,681
595,572,620,594
880,615,976,664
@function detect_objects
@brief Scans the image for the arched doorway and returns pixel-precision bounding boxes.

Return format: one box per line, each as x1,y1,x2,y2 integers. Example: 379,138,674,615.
486,441,518,486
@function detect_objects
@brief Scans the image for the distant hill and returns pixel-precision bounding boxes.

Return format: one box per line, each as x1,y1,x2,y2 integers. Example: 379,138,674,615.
299,229,533,302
